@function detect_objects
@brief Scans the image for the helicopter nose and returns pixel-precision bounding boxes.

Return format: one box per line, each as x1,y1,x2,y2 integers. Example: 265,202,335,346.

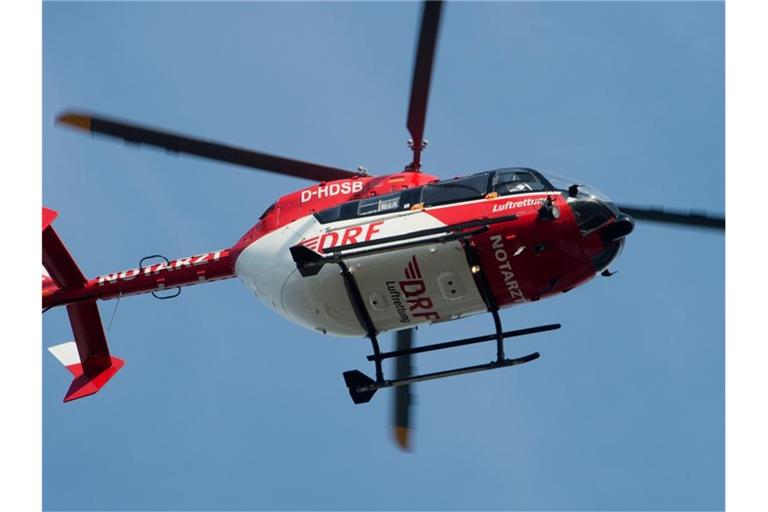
584,213,634,275
600,214,635,243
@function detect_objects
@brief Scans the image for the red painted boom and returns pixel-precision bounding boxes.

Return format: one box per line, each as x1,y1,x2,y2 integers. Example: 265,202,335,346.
43,249,235,310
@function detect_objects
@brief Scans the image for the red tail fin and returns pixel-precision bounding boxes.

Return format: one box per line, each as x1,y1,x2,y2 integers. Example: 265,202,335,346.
43,208,124,402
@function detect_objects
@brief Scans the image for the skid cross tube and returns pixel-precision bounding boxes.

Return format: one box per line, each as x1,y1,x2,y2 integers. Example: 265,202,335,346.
366,323,561,361
337,261,385,384
491,308,505,362
458,238,510,361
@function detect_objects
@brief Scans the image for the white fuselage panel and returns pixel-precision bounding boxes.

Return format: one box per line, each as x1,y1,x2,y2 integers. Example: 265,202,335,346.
235,210,487,337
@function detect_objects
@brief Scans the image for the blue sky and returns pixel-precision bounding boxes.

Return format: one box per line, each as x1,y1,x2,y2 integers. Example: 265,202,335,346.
43,1,724,510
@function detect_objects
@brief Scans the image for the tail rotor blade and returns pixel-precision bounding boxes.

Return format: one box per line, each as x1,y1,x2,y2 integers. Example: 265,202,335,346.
393,328,415,451
57,111,359,182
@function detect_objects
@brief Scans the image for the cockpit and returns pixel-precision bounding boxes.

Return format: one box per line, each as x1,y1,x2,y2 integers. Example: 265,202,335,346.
314,168,550,224
314,167,633,274
542,173,632,273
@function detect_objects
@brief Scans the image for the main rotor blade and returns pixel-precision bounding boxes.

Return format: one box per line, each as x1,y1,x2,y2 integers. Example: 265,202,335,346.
616,204,725,231
57,112,359,182
406,0,443,157
393,328,415,451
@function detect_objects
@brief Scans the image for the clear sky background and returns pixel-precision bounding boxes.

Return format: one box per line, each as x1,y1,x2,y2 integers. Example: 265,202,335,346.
42,1,724,510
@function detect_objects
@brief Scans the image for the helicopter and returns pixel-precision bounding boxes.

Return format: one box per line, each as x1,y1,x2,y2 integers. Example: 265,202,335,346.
43,0,724,452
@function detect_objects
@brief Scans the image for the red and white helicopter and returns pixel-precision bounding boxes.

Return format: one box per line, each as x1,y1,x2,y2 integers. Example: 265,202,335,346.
43,1,724,450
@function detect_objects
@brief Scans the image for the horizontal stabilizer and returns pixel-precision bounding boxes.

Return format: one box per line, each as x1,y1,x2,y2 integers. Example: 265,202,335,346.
48,342,125,402
48,299,124,402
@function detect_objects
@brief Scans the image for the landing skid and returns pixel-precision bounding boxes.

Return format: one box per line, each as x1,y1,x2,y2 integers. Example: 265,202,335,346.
342,321,558,404
292,217,559,404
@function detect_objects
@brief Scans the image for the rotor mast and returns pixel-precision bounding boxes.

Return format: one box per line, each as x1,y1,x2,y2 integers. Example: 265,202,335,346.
406,138,428,172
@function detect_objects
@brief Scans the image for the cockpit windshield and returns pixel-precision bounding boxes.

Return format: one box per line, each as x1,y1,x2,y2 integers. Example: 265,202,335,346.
569,199,615,235
541,171,620,219
543,171,614,203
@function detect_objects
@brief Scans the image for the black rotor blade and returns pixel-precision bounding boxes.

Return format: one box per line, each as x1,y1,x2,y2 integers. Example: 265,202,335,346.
616,204,725,231
406,0,443,152
57,112,359,182
393,328,415,451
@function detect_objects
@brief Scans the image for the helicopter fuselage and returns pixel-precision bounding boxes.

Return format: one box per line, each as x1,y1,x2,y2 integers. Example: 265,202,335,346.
232,170,609,337
43,169,623,340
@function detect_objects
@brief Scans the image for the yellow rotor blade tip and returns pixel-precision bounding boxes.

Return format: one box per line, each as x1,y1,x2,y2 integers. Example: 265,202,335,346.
57,113,92,131
394,426,411,451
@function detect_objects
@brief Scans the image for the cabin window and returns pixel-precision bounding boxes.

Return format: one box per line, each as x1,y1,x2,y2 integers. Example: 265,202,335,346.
492,169,548,196
315,204,342,224
357,192,401,216
421,173,490,207
315,189,416,224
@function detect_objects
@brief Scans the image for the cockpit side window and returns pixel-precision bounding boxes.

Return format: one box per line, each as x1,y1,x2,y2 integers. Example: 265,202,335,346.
315,204,342,223
492,169,548,196
421,173,490,207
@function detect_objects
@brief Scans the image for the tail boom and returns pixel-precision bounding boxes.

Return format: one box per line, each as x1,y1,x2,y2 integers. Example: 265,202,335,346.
42,249,236,310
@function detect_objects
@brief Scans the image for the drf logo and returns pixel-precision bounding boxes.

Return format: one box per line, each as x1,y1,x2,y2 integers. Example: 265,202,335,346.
386,255,440,323
300,181,364,203
302,221,384,252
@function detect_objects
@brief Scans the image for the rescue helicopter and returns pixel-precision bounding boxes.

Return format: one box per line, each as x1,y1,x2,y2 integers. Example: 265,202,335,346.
43,0,724,450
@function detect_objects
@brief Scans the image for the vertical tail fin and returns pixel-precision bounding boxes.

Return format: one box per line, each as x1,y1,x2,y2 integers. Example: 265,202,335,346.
43,207,124,402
